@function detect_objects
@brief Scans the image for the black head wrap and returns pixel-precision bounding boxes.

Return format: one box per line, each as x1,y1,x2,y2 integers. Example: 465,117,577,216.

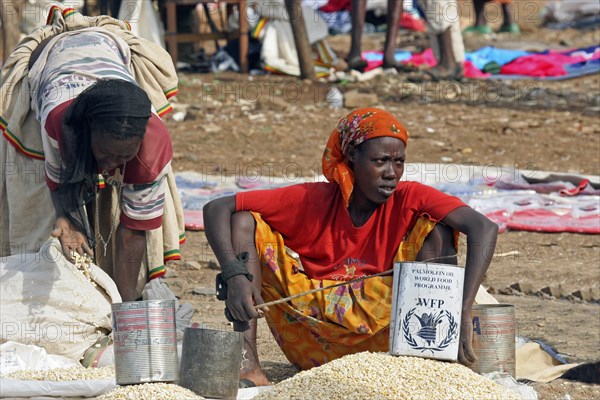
56,79,152,246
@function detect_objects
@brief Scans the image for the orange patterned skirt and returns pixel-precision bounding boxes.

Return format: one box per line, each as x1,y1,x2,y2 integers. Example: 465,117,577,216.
252,212,451,370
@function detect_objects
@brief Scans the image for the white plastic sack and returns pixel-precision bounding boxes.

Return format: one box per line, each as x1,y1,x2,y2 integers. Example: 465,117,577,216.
0,341,79,375
0,378,116,398
483,372,538,400
0,238,121,362
0,342,116,398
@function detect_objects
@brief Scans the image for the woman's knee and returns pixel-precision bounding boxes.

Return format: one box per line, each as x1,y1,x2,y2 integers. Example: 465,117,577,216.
431,223,455,247
417,223,456,263
231,211,256,238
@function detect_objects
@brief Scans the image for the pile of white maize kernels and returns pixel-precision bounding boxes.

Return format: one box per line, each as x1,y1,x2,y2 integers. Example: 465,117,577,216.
1,366,115,381
97,383,204,399
255,352,521,400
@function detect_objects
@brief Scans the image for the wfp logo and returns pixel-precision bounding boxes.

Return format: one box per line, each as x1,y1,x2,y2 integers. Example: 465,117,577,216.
403,308,458,354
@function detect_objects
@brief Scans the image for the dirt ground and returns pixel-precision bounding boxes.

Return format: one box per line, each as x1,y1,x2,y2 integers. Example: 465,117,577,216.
162,6,600,399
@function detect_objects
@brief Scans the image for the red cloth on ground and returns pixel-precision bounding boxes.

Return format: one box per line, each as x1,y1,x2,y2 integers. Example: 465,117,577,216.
320,0,351,12
500,54,568,77
405,49,490,78
405,48,437,67
464,60,491,78
236,181,466,280
500,49,600,77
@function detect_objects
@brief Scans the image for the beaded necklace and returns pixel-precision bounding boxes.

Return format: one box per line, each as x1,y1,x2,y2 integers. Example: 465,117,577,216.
95,163,126,256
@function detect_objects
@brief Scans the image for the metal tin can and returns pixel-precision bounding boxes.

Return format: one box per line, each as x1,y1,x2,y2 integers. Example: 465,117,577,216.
112,300,179,385
179,327,244,400
390,262,465,361
471,304,516,377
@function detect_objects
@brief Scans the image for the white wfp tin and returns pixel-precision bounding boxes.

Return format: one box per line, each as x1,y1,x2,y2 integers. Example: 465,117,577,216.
389,262,465,361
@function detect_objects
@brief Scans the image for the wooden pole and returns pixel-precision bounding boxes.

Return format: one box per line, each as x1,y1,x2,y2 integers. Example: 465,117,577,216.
284,0,316,81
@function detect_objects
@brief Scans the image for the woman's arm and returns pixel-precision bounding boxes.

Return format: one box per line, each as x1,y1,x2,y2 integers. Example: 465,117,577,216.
442,206,499,365
114,223,146,302
49,190,94,260
203,195,238,266
204,196,262,321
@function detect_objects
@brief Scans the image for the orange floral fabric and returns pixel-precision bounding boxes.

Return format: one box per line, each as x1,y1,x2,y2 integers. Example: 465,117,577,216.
252,212,441,370
321,108,409,208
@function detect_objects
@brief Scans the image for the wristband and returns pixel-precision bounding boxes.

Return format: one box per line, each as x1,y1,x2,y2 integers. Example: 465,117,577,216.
220,252,254,282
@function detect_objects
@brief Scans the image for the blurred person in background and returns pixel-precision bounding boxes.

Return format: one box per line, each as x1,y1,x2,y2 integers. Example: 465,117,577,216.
347,0,466,80
463,0,520,35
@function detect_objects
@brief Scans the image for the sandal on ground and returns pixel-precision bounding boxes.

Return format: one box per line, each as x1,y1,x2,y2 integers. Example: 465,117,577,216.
497,23,521,34
346,57,368,73
406,65,464,83
239,379,257,388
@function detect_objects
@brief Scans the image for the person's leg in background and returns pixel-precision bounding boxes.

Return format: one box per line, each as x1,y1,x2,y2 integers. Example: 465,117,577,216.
419,0,465,80
382,0,403,69
464,0,492,34
464,0,520,35
348,0,404,71
498,0,520,33
347,0,368,71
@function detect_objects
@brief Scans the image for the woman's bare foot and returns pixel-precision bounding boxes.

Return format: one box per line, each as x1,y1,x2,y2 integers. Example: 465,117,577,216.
236,319,270,386
240,363,270,387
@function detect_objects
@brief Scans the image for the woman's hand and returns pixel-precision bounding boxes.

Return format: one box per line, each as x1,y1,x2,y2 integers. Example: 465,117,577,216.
51,217,94,261
225,275,268,321
458,310,477,367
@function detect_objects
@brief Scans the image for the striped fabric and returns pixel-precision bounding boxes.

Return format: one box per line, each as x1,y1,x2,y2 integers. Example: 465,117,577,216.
163,249,181,263
0,116,45,160
148,265,167,280
97,175,106,189
30,31,135,125
252,18,268,39
120,163,170,226
156,103,173,117
165,87,179,99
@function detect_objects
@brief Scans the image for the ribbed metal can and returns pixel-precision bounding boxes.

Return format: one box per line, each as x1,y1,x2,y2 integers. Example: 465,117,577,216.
179,328,243,400
471,304,516,377
111,300,179,385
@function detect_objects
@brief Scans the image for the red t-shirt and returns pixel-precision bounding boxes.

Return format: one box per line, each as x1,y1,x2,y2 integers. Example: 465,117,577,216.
236,181,466,280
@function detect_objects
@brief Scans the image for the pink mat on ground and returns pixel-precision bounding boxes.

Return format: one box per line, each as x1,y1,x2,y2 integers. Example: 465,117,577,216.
507,209,600,234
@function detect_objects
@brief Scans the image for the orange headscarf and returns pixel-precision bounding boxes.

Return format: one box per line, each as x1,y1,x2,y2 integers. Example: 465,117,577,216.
322,108,409,207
